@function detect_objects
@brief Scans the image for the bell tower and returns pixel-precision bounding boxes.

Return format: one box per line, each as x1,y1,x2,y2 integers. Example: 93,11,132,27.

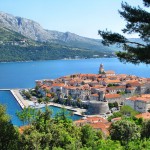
99,64,105,74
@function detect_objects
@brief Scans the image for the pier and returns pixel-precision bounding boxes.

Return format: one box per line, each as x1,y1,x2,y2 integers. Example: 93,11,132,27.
0,89,11,91
11,89,30,109
10,90,25,109
0,88,30,109
0,88,85,115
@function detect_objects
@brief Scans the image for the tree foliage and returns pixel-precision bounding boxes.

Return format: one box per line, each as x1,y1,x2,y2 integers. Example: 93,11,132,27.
141,120,150,139
0,105,19,150
2,102,150,149
98,0,150,64
120,105,139,116
108,105,138,121
127,138,150,150
109,120,141,145
16,107,36,125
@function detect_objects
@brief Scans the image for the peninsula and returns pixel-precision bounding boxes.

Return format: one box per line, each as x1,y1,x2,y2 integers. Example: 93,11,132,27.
33,64,150,116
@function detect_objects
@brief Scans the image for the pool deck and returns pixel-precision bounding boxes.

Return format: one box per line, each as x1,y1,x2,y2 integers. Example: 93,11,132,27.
10,89,86,115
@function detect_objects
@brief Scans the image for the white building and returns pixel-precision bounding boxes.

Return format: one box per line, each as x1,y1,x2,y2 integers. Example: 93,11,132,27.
125,94,150,113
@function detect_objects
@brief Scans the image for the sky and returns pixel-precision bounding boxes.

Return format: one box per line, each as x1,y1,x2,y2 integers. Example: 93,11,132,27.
0,0,145,39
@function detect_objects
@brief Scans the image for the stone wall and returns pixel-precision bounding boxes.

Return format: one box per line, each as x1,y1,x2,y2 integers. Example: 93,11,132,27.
87,101,109,115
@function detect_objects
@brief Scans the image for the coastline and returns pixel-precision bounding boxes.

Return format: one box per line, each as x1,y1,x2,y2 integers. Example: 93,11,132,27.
0,57,116,64
10,89,29,109
9,89,86,116
47,102,86,116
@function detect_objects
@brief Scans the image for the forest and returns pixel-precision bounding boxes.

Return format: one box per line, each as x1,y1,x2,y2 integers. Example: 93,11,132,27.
0,27,113,62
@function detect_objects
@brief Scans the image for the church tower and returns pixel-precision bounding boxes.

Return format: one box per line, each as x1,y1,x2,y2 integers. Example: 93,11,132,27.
99,64,105,74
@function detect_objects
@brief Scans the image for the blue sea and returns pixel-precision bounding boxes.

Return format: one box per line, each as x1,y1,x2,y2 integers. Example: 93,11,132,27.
0,58,149,126
0,90,23,126
0,58,149,89
0,90,82,126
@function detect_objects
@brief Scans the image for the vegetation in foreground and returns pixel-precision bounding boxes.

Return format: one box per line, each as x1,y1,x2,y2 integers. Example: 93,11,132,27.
1,104,150,150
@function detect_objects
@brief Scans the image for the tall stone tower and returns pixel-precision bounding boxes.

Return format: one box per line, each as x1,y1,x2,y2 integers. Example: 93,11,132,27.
99,64,105,74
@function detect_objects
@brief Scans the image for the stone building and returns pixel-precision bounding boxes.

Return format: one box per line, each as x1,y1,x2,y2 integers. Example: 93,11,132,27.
88,101,109,115
125,94,150,113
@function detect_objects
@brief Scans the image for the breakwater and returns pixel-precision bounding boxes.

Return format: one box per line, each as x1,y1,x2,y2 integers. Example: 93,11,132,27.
10,90,25,109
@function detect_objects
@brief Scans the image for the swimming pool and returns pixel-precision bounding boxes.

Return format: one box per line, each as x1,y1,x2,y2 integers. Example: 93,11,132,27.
0,90,82,126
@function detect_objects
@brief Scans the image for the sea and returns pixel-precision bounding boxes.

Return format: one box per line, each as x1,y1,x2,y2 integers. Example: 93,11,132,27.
0,58,149,89
0,58,149,126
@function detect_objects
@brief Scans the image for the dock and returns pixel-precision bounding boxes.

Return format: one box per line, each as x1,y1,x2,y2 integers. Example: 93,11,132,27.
10,89,30,109
0,88,86,116
48,102,86,115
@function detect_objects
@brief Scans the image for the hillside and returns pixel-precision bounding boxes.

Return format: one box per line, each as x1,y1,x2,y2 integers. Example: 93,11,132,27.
0,27,39,46
0,27,114,62
0,11,117,52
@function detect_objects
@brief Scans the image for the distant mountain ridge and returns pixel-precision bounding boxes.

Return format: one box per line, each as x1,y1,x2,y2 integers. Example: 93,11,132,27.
0,11,115,52
0,26,115,62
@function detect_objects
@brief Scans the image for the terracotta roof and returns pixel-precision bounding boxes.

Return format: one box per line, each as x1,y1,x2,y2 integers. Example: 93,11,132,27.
126,96,138,101
90,122,105,129
126,81,141,87
91,93,99,97
19,125,30,134
93,85,105,89
106,79,121,84
105,70,115,74
65,86,77,90
74,119,87,125
136,112,150,120
107,86,125,90
105,94,121,99
137,98,150,102
40,85,51,90
46,93,51,97
74,116,108,124
111,117,121,122
141,94,150,98
127,94,150,102
79,74,97,77
90,81,99,83
74,116,110,135
83,80,92,83
86,116,107,123
126,87,136,90
89,122,111,135
117,74,127,77
52,83,65,87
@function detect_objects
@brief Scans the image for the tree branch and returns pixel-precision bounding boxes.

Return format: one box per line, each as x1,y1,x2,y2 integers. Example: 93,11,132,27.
125,41,146,47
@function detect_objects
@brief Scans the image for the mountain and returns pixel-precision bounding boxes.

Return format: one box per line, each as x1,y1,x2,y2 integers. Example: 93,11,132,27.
0,26,39,46
0,26,115,62
0,11,116,52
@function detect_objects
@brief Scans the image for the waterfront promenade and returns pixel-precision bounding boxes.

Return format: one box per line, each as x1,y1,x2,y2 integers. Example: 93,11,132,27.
9,89,86,115
11,89,30,108
47,102,86,115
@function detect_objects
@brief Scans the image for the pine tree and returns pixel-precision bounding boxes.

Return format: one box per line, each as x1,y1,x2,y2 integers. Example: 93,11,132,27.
98,0,150,64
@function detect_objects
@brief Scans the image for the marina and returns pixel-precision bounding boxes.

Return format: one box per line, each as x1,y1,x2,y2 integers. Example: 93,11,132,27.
0,89,84,126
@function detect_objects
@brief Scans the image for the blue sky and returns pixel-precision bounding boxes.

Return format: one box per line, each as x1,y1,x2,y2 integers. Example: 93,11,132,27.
0,0,144,39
